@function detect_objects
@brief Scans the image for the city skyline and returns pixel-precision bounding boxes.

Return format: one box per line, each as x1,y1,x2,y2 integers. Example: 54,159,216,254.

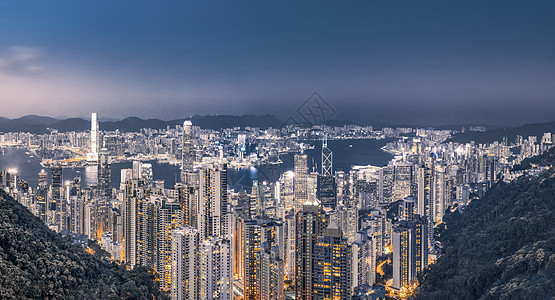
1,111,554,299
2,2,555,299
2,1,555,125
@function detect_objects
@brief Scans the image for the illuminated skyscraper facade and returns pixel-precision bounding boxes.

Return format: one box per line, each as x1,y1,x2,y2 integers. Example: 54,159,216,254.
392,216,428,290
182,120,194,183
198,163,228,240
294,154,308,212
97,147,112,199
312,221,352,300
199,237,232,300
295,200,328,300
171,226,199,300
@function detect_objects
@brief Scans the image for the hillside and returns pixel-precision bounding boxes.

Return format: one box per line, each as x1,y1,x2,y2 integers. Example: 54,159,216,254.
0,189,168,299
448,120,555,144
413,152,555,299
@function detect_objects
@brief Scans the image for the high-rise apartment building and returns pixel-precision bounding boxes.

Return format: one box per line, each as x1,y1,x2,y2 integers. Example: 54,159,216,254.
312,220,352,300
97,147,112,199
392,216,428,290
198,163,228,240
295,199,328,300
154,198,183,290
198,237,232,300
171,226,199,300
351,232,376,293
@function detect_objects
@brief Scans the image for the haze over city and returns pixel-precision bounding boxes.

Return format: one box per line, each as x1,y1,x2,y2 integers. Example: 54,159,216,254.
2,0,555,125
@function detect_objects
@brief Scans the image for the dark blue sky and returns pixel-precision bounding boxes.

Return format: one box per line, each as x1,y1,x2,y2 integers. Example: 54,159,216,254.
1,0,555,126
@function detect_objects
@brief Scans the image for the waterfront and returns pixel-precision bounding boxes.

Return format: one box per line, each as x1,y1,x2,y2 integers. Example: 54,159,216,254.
0,138,393,192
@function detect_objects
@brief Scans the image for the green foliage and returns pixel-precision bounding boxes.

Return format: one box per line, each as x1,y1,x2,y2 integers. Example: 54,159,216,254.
513,146,555,171
0,189,168,299
413,155,555,299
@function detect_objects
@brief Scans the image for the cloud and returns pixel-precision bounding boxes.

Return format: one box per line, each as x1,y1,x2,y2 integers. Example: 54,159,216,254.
0,46,46,78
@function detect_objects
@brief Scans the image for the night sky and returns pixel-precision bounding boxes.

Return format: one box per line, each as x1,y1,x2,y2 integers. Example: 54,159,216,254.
1,0,555,126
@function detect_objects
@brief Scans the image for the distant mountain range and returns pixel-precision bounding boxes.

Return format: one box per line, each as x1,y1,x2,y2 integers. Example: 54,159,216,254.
448,120,555,144
0,114,365,133
0,114,285,133
2,114,554,139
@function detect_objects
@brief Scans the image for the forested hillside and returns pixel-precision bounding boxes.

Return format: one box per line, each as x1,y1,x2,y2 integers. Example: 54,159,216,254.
0,189,168,299
413,153,555,299
513,146,555,171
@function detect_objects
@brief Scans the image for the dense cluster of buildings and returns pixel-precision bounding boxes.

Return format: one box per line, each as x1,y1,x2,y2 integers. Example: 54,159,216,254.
1,113,553,299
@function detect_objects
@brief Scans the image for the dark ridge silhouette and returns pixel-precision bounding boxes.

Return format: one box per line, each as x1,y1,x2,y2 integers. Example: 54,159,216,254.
50,118,90,132
0,114,284,133
10,115,59,126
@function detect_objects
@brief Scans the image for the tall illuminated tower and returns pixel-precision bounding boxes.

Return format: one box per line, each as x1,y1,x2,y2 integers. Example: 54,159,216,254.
313,221,352,299
392,216,428,290
199,237,232,300
295,199,327,300
50,166,62,208
98,148,112,199
36,169,48,223
294,153,308,212
154,198,183,290
321,137,332,176
181,120,194,183
171,226,199,300
318,137,337,209
198,163,228,240
92,112,99,152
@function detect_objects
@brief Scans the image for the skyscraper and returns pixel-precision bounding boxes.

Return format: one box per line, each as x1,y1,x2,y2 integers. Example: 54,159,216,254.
242,217,284,300
171,226,199,300
260,242,284,300
97,147,112,199
91,112,99,154
295,199,328,300
182,120,194,183
317,174,337,209
175,182,199,228
294,153,308,212
249,180,263,219
38,169,47,188
198,163,228,240
124,178,150,268
312,220,352,300
399,196,416,221
87,112,100,161
392,216,428,291
416,162,434,247
434,166,446,222
199,237,232,300
50,166,62,219
379,166,394,204
321,137,333,176
36,169,48,223
351,232,376,292
318,137,336,209
393,162,414,201
154,198,183,290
